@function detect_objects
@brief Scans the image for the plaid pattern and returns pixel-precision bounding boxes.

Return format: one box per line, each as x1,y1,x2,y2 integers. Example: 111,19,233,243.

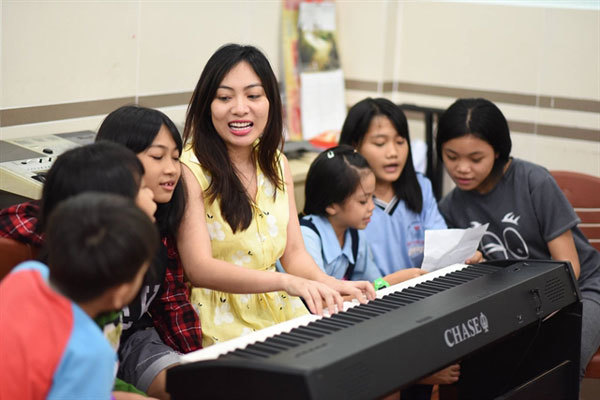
150,236,203,353
0,201,44,246
0,201,202,353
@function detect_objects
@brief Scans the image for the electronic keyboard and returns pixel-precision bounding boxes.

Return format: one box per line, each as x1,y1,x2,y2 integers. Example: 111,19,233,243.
167,260,579,400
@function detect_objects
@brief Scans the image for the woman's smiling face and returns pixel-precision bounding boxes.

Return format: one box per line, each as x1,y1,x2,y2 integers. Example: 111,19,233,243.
210,61,269,152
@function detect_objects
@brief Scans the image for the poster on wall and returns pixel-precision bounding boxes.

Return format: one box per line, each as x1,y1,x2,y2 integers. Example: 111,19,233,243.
281,0,303,141
297,0,345,145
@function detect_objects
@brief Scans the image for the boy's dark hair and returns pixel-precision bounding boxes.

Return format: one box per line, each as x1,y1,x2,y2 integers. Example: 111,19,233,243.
436,98,512,179
339,97,423,213
96,105,186,236
303,145,371,216
183,43,284,233
46,192,159,303
39,142,144,231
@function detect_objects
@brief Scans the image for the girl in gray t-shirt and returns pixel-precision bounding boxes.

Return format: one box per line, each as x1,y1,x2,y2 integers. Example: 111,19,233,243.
436,98,600,381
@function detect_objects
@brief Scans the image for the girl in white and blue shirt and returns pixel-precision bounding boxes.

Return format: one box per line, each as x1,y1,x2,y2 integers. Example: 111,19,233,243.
339,98,449,276
300,145,381,283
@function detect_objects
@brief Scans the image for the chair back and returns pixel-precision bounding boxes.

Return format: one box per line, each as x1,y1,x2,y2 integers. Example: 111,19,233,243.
0,237,38,281
550,170,600,252
551,170,600,379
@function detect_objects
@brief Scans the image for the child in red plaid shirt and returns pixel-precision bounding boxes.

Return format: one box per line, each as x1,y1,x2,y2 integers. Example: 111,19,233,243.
96,105,202,399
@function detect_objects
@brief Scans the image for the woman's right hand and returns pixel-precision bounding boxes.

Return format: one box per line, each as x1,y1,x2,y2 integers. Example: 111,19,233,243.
281,274,345,316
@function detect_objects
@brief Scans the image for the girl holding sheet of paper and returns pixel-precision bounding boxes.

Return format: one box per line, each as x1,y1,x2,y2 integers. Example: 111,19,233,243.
436,97,600,380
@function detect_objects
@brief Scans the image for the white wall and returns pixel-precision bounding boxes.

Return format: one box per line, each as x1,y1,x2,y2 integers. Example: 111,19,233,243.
2,0,598,177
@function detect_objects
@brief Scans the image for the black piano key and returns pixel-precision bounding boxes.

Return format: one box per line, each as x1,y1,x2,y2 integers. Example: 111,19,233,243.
342,309,372,321
387,292,421,301
285,331,317,341
403,287,433,299
225,351,253,359
319,317,353,328
452,270,482,279
436,276,465,286
386,292,419,304
309,320,342,332
376,297,407,308
409,285,439,295
278,332,311,343
324,316,355,328
233,347,270,358
359,302,395,313
428,279,455,289
247,342,284,354
294,326,325,338
384,297,417,307
252,339,289,352
330,313,363,324
393,290,428,300
420,286,444,295
302,323,336,335
260,338,296,350
468,265,501,274
266,336,301,348
445,272,471,281
346,306,379,318
449,271,479,280
416,282,448,292
470,267,496,276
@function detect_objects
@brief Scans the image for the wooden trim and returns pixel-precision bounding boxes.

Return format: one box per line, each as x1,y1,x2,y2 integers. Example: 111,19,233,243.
346,80,600,113
0,97,136,127
2,81,598,142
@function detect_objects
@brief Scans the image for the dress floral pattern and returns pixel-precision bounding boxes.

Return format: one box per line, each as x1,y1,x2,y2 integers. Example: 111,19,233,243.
181,147,308,346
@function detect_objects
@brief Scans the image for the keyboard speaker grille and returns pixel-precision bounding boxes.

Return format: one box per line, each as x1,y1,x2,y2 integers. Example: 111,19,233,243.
544,276,566,303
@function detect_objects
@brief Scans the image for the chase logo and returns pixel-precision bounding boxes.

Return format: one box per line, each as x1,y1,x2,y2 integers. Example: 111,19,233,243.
444,312,489,348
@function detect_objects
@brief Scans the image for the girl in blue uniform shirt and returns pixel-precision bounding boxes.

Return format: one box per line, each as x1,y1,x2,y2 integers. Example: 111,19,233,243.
300,145,461,400
300,145,381,283
339,97,448,276
300,145,429,287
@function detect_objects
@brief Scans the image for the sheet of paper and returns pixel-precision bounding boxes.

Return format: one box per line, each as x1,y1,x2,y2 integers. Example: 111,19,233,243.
300,69,346,140
421,224,489,272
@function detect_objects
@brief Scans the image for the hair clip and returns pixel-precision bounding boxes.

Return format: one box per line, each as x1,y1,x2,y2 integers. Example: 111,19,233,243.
327,150,334,159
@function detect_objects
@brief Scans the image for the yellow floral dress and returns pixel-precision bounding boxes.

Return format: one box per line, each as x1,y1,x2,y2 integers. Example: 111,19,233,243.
181,146,308,347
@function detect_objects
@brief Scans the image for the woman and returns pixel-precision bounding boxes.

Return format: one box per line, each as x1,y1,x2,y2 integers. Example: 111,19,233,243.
178,44,375,347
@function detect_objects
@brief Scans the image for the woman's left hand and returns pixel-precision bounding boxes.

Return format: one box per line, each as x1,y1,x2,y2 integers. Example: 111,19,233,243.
465,250,484,264
323,277,376,308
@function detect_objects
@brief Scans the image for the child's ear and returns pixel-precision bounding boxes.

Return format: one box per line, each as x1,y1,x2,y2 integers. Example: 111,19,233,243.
325,204,339,216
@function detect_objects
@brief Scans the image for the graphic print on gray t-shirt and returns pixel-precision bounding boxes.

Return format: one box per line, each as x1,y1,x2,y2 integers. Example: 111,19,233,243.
472,211,529,259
